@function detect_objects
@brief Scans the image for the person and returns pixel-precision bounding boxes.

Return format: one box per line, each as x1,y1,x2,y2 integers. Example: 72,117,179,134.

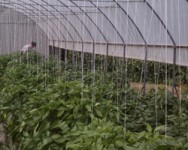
21,41,37,53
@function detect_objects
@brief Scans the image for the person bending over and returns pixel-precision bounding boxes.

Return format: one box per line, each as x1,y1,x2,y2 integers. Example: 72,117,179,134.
21,41,37,53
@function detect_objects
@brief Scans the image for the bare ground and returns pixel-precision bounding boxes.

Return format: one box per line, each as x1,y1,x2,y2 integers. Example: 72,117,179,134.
130,82,187,97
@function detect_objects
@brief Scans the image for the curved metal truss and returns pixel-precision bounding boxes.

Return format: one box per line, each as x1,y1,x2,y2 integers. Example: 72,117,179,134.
0,0,188,63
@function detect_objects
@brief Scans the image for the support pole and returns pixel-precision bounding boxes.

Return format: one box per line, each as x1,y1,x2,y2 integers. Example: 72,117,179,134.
81,42,84,78
123,45,126,64
52,40,55,56
72,42,75,68
92,43,95,74
92,43,96,103
143,45,148,96
172,48,177,96
64,42,67,64
105,43,109,73
123,45,127,85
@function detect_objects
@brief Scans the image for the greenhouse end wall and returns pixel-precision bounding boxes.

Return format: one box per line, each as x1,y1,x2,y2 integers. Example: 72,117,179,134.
0,7,49,56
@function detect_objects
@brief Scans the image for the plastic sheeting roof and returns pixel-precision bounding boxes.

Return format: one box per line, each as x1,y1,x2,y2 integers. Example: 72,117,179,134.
1,0,187,45
0,0,188,65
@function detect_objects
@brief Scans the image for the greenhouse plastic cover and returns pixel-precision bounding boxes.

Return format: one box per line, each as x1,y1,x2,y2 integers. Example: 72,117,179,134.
0,0,188,66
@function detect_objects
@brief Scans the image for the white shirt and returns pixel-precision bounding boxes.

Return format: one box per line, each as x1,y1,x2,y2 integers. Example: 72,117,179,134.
21,44,33,53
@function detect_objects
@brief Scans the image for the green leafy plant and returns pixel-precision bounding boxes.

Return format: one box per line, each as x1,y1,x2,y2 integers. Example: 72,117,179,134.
0,51,188,150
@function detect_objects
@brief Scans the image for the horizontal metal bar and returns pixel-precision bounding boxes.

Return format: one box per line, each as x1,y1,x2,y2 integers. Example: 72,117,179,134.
50,40,188,49
70,0,144,2
0,22,35,24
10,7,101,14
0,2,119,8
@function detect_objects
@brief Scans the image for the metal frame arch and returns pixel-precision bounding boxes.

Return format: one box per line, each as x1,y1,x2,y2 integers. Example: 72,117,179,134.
40,0,82,63
69,0,108,43
57,0,95,77
0,2,56,40
89,0,125,44
9,0,64,41
89,0,148,94
144,0,177,96
56,0,95,73
67,0,110,75
41,0,83,42
18,0,66,41
144,0,176,45
56,0,94,42
0,4,55,38
113,0,147,45
29,0,74,42
112,0,148,94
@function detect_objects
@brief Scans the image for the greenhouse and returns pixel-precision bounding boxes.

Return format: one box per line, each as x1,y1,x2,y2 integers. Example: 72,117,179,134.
0,0,188,149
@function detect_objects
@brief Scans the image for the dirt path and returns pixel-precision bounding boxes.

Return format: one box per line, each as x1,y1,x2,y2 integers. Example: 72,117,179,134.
130,82,187,97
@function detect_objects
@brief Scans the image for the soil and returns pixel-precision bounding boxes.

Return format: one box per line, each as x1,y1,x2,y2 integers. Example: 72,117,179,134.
130,82,187,97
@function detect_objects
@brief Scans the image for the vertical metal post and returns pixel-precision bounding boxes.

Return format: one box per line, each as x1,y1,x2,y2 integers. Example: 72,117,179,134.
92,43,95,74
72,42,75,68
64,48,67,64
92,43,96,104
123,45,126,84
172,48,176,96
81,42,84,78
52,40,55,56
143,45,148,96
64,40,67,62
105,43,109,73
123,45,126,63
